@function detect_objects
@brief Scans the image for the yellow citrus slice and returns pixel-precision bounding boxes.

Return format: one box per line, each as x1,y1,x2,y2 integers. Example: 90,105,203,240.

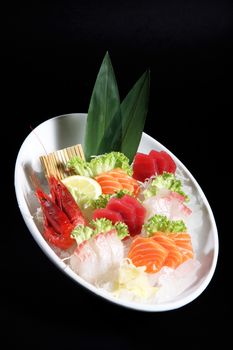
62,175,102,208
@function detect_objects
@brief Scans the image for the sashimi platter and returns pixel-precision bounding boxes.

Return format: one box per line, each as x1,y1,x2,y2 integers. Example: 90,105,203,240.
15,53,218,311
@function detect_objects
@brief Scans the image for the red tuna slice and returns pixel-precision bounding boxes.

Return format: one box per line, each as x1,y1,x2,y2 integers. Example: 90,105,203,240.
93,208,123,224
160,151,176,173
120,195,146,235
149,150,169,174
133,153,157,182
107,197,136,235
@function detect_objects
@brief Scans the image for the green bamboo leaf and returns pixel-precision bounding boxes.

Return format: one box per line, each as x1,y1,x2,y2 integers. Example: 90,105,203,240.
98,70,150,161
97,107,122,153
84,52,120,160
120,70,150,162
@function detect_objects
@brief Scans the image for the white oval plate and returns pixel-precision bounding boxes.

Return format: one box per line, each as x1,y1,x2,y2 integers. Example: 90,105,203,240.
14,113,218,312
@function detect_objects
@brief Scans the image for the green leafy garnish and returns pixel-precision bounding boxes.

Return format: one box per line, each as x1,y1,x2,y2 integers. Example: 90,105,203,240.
143,172,189,201
91,189,133,209
84,52,150,162
144,215,187,235
90,152,132,175
113,222,130,240
67,151,132,177
71,219,129,244
67,157,93,177
91,194,111,209
71,225,94,244
90,218,114,235
91,218,129,240
114,189,132,198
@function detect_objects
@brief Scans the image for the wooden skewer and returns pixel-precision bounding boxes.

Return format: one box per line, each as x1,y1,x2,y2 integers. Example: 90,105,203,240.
40,144,85,180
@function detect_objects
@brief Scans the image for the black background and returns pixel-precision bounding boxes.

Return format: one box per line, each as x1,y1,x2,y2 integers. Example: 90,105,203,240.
2,0,233,348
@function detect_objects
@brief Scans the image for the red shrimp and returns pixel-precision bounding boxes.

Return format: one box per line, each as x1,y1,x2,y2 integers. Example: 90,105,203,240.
48,176,87,226
35,176,86,249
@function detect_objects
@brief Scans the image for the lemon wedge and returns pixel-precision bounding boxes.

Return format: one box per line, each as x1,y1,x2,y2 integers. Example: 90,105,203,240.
62,175,102,208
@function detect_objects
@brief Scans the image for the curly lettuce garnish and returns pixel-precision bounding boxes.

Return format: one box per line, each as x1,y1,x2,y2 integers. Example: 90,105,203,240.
90,218,114,235
91,194,112,209
143,172,189,201
90,218,129,240
72,218,129,244
67,157,93,177
114,189,132,198
71,225,94,244
113,222,130,240
67,151,132,177
144,214,187,235
91,189,132,209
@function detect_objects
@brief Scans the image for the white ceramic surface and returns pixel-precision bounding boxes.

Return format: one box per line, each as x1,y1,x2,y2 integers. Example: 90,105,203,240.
14,113,218,312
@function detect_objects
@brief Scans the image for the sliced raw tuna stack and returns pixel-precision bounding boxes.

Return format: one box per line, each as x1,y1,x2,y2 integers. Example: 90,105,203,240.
132,153,157,182
149,150,176,174
120,195,146,235
133,150,177,182
92,194,146,236
93,208,123,223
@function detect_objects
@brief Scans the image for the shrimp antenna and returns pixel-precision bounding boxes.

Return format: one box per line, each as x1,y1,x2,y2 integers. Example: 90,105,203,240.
30,124,48,156
29,169,42,191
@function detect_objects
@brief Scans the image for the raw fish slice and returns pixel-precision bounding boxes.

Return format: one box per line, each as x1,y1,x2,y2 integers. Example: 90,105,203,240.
151,233,183,269
116,179,135,193
170,191,186,202
110,171,130,178
94,174,114,182
105,230,124,264
97,180,122,194
89,233,113,273
70,231,124,284
70,240,99,283
149,150,176,174
133,153,157,182
168,192,192,219
149,150,169,174
164,248,183,269
93,208,123,223
121,195,146,235
169,232,194,262
95,168,140,195
110,169,140,195
160,151,176,173
91,231,124,269
121,195,146,222
101,186,122,194
133,150,176,182
107,198,136,233
128,236,169,273
143,191,191,221
93,195,145,236
144,196,173,219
